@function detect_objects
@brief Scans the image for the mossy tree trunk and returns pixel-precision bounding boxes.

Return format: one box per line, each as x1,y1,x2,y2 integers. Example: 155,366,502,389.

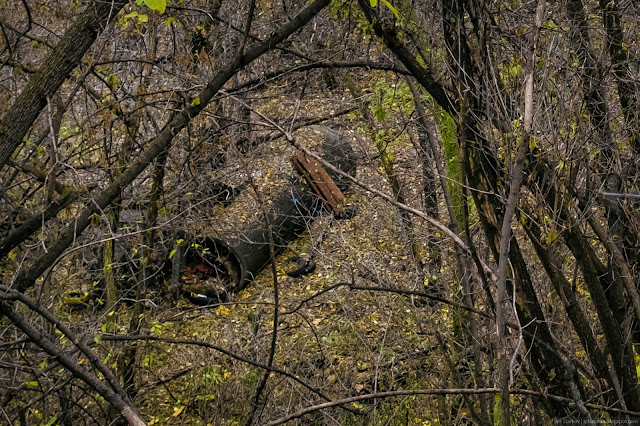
409,81,490,422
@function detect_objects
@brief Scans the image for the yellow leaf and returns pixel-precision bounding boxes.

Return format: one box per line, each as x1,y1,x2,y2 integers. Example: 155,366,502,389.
217,305,230,316
172,405,185,417
90,213,101,226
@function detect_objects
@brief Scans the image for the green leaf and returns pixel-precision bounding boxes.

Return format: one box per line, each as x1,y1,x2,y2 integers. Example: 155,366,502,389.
106,73,119,88
151,321,163,336
191,97,201,106
142,353,156,367
545,229,559,244
374,105,386,121
351,401,367,412
493,394,502,426
380,0,399,18
248,313,261,335
101,321,116,333
141,0,166,13
43,415,58,426
508,63,522,79
370,0,378,6
169,248,177,259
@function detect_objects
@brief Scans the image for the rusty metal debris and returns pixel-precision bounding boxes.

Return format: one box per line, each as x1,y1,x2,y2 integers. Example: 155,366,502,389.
291,151,344,214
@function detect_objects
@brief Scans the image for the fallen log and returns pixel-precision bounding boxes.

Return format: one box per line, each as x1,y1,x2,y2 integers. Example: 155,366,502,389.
180,131,356,303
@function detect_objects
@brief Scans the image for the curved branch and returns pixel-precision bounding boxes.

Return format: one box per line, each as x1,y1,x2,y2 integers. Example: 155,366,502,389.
0,285,127,403
298,144,498,282
221,91,497,282
0,301,145,425
230,60,410,93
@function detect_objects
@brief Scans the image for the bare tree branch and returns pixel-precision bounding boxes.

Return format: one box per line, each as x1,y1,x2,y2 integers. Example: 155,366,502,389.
0,301,145,425
264,388,640,426
0,0,128,170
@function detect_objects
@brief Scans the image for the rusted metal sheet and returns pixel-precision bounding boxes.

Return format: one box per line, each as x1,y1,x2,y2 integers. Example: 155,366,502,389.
291,151,344,213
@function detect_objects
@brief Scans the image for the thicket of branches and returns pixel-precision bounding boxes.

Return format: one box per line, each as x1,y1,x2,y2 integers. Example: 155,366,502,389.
1,0,640,424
